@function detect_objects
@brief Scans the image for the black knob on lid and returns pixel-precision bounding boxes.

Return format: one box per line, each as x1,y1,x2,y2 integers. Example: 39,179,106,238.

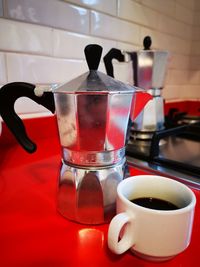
84,44,103,71
143,36,152,50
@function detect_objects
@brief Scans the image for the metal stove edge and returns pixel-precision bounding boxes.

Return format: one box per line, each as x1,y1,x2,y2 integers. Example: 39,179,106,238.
127,156,200,190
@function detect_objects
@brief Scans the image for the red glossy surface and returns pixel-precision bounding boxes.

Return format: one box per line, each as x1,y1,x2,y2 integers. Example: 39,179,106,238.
130,91,152,120
0,115,200,267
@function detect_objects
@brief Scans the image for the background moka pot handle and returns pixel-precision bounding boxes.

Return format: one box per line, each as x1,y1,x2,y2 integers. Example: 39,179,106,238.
0,82,55,153
103,36,152,79
103,48,125,78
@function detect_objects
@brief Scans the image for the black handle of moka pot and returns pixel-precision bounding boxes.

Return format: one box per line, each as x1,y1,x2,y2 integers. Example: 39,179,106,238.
0,82,55,153
104,36,152,78
84,44,102,70
103,48,125,77
143,36,152,50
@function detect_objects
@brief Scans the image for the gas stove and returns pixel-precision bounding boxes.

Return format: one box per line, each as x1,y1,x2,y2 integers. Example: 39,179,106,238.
126,107,200,190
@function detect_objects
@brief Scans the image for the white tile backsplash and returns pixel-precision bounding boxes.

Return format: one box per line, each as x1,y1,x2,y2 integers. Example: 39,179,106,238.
191,41,200,55
6,0,89,34
166,69,189,85
0,53,7,83
111,61,132,84
188,70,200,84
0,0,3,17
181,85,200,98
175,2,194,25
168,53,190,70
0,18,53,55
14,97,52,114
141,0,176,17
176,0,195,10
158,14,192,40
65,0,117,16
118,0,158,29
193,26,200,40
195,0,200,11
0,0,199,119
172,38,191,55
163,85,182,99
91,11,140,44
53,29,116,59
116,41,141,52
194,11,200,26
190,56,200,70
6,53,88,84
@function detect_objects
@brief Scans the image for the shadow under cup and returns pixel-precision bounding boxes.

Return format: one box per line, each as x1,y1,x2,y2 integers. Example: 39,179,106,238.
109,175,196,262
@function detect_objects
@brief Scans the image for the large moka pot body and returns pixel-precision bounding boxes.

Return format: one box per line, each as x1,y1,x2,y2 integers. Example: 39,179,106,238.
0,44,151,224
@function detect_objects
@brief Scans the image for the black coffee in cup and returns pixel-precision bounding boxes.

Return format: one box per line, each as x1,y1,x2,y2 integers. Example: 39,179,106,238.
131,197,179,210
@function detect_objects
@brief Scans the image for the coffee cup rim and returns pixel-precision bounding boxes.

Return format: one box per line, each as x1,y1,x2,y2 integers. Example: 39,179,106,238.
117,175,196,214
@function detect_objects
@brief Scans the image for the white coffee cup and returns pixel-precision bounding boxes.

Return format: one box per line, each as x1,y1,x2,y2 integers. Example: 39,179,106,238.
108,175,196,262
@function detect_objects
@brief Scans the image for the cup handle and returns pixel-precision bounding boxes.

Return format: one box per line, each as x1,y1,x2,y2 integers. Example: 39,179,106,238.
108,212,135,254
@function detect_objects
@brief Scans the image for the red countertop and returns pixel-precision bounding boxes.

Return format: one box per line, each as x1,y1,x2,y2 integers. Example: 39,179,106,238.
164,100,200,116
0,114,200,267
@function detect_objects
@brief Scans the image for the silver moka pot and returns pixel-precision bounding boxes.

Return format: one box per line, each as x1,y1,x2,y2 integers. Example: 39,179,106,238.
0,44,151,224
104,36,169,140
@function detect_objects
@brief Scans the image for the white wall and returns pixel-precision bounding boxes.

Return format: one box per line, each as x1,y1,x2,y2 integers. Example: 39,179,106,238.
0,0,199,117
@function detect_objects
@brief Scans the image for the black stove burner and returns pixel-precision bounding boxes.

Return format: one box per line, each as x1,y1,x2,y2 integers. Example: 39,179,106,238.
149,122,200,177
126,117,200,179
165,108,200,128
149,122,200,158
